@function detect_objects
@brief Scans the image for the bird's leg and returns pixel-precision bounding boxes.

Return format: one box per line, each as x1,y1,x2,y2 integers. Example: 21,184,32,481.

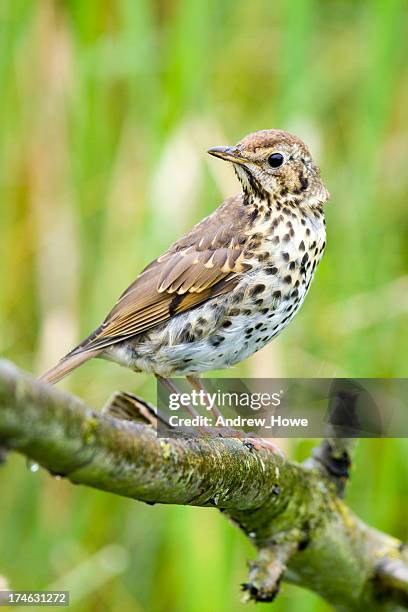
161,376,282,453
185,378,283,454
186,375,223,420
185,376,282,452
155,375,200,419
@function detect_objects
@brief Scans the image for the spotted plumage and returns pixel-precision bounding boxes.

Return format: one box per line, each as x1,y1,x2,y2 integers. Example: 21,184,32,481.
40,129,329,385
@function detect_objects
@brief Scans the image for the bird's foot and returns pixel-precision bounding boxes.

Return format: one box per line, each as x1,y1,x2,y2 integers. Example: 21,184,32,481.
214,427,284,456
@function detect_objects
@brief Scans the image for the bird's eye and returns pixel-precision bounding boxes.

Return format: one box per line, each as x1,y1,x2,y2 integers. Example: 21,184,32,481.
267,153,284,168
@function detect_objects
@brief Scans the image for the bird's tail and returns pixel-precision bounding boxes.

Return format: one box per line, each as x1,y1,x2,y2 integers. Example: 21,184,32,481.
39,348,101,385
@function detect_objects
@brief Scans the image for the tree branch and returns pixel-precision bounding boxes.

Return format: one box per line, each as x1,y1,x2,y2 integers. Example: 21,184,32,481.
0,359,407,610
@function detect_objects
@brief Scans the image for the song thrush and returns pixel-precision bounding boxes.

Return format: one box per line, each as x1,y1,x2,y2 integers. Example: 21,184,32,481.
40,129,329,396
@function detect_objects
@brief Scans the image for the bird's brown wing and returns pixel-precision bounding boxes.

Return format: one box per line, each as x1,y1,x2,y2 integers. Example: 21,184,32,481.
77,197,250,352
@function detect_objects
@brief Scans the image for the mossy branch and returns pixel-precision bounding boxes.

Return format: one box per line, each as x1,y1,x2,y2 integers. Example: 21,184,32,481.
0,359,407,610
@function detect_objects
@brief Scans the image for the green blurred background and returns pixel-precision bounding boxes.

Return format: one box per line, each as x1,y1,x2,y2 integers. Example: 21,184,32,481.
1,1,408,610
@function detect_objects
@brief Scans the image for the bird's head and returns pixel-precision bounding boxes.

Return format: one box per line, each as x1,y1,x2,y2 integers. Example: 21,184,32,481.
208,129,329,207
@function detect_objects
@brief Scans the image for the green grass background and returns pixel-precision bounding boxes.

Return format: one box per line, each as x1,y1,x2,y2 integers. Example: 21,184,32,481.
1,1,408,610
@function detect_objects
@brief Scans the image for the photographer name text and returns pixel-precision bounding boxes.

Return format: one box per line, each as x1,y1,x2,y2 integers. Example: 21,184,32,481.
168,414,309,429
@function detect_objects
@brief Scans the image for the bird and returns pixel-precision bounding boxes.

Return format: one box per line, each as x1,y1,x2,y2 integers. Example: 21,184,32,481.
40,129,329,407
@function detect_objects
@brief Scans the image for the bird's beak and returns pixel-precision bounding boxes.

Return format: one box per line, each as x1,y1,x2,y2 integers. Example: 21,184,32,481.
207,146,248,165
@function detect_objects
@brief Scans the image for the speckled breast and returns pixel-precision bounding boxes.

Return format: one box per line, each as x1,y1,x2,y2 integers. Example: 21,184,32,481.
106,203,326,377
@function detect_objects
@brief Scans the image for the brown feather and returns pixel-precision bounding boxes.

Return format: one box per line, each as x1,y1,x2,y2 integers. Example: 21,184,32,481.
40,193,250,382
39,349,101,384
84,195,249,346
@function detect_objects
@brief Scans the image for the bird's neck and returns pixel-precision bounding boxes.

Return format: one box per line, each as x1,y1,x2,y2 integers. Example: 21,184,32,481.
242,188,324,229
